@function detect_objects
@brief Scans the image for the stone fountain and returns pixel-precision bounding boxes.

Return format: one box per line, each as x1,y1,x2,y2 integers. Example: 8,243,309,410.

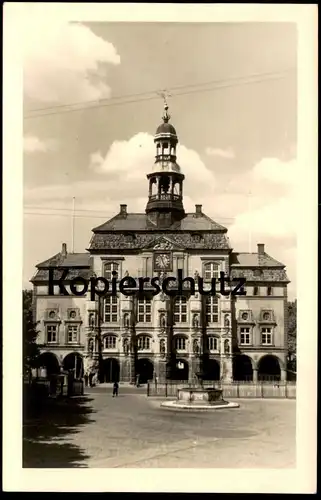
161,372,239,411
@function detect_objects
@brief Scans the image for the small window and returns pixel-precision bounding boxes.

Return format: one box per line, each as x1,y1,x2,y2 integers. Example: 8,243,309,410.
138,298,152,323
267,287,272,296
261,327,272,345
49,311,56,319
206,296,218,324
47,325,57,343
104,335,116,349
175,337,186,350
104,262,119,280
207,336,218,351
104,295,118,323
240,327,251,345
241,312,248,320
263,312,270,321
174,296,187,323
67,325,78,343
138,336,150,350
253,286,259,296
204,262,219,280
69,310,76,319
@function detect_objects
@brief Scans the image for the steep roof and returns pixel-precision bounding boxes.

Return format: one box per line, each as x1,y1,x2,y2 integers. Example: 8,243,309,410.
32,250,92,283
230,252,285,268
92,212,227,233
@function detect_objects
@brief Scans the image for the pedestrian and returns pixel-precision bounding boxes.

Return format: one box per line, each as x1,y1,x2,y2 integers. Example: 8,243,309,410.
112,381,119,397
136,374,140,387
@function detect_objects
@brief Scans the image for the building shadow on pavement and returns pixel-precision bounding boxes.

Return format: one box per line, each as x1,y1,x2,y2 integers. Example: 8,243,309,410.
23,394,96,468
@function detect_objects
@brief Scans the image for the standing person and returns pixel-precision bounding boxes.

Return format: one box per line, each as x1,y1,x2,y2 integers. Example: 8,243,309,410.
136,373,140,387
112,381,119,397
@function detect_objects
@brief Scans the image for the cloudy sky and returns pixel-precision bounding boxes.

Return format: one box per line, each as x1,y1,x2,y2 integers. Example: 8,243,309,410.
23,18,297,298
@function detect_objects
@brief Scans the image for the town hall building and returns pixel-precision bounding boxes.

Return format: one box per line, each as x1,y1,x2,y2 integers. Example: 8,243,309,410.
31,102,290,385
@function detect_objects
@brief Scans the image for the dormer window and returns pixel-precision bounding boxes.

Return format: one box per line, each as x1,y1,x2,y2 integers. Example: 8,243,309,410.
104,262,119,280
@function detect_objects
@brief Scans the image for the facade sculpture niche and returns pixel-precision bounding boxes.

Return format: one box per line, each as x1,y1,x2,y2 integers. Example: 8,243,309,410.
192,313,199,329
89,313,95,329
160,338,166,357
88,338,94,354
123,338,129,356
160,313,166,330
224,315,230,327
193,338,200,354
224,339,230,354
123,313,130,329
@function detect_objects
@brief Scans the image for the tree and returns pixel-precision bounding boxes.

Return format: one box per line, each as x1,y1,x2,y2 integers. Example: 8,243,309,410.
23,289,41,378
287,299,297,372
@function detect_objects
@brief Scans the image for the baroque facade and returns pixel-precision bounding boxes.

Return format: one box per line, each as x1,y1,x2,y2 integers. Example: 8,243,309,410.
31,103,289,384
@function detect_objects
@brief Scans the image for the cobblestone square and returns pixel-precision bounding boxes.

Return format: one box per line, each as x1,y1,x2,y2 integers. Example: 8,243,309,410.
23,385,296,468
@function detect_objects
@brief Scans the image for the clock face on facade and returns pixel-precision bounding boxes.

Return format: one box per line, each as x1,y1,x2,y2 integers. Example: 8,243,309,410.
154,252,172,271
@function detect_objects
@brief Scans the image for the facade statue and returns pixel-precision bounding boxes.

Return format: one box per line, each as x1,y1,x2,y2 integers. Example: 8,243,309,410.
160,339,166,357
123,338,129,356
224,315,230,327
194,270,199,279
192,314,199,329
160,314,166,329
124,270,129,277
193,338,200,354
124,313,130,329
224,339,230,354
88,338,94,354
89,313,95,328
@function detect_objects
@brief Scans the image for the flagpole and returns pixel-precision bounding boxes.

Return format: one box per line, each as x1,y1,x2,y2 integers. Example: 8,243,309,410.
248,191,252,253
71,197,75,253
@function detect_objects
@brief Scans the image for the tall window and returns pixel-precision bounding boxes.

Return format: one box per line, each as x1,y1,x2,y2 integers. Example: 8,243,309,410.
240,327,251,345
67,325,78,343
253,286,259,296
104,295,118,323
175,336,186,351
174,296,187,323
267,287,272,296
207,336,218,351
138,298,152,323
261,327,272,345
204,262,219,280
137,336,150,350
206,296,218,324
104,335,116,349
104,262,119,280
47,325,57,343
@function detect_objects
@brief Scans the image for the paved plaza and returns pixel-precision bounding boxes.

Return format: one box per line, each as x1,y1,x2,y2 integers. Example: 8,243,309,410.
23,385,296,468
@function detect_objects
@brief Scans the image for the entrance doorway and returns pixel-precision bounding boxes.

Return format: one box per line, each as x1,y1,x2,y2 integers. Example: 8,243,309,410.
63,353,83,378
258,355,281,381
233,355,253,381
102,358,120,383
136,358,154,384
173,359,189,381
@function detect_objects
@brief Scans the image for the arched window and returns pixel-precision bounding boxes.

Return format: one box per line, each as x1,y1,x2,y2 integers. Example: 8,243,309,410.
104,335,117,349
137,336,151,350
175,336,187,351
104,295,118,323
174,296,187,323
104,262,119,280
207,336,218,351
206,296,219,323
138,298,152,323
204,262,219,280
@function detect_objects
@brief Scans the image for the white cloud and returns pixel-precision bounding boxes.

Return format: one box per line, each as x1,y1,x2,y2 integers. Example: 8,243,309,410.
23,18,120,103
23,135,58,153
205,147,235,159
90,132,216,190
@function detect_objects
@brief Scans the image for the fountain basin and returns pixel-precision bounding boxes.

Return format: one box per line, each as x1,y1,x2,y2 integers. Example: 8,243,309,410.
161,386,239,411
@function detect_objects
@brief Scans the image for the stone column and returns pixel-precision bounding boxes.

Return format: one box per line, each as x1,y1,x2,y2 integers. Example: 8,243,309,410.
281,369,286,382
253,368,258,383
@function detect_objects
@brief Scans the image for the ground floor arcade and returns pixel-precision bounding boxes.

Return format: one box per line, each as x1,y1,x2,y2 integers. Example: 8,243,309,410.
35,350,287,384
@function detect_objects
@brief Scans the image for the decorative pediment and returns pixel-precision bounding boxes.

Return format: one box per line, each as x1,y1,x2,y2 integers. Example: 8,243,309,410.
142,235,185,252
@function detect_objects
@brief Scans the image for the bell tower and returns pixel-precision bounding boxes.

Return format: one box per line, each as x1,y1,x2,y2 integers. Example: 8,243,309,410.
146,100,185,227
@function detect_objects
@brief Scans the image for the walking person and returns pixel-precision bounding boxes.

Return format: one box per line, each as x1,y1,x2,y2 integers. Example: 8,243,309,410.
112,381,119,397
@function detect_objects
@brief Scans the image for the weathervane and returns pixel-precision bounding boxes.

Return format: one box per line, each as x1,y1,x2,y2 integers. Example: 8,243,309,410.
157,89,172,123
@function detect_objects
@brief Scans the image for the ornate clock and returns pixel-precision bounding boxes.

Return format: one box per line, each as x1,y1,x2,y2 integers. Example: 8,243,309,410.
154,252,172,271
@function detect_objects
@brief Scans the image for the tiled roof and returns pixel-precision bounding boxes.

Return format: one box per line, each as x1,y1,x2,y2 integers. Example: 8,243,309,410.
88,232,231,251
33,252,92,282
230,252,285,268
92,213,227,232
31,268,93,284
231,267,289,283
36,252,91,269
